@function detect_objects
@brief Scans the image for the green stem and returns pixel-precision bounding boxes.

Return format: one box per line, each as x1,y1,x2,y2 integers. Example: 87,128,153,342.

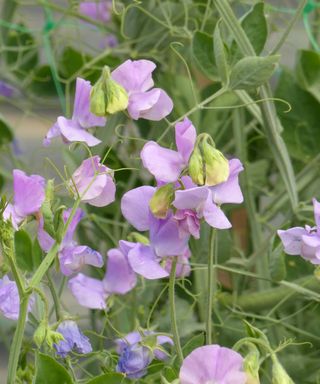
169,257,183,364
206,228,216,344
46,272,62,320
7,295,30,384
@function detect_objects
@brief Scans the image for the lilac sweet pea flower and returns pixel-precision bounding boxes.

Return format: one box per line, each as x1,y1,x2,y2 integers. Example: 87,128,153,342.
71,156,116,207
173,159,244,230
116,331,173,361
54,320,92,357
116,331,173,379
278,198,320,264
0,80,15,97
3,169,45,229
0,275,34,320
141,118,196,183
44,78,106,147
38,208,103,276
111,59,173,121
79,1,112,23
179,345,247,384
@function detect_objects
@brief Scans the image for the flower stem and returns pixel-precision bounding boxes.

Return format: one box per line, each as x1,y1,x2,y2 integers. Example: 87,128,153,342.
206,228,216,345
7,294,30,384
169,257,183,364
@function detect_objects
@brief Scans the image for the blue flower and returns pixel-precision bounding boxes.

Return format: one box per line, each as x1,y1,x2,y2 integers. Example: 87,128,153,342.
54,320,92,358
116,343,152,379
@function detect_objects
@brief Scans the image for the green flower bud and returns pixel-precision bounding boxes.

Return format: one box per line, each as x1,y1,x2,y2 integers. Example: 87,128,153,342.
33,320,48,348
243,344,260,384
149,183,174,219
46,328,64,350
90,66,129,117
202,138,229,186
188,134,229,186
188,146,205,185
127,232,149,245
272,358,294,384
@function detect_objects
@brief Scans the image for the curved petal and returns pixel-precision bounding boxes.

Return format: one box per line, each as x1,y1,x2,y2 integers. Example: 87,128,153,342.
79,2,111,23
203,197,232,229
104,248,137,294
313,198,320,234
68,273,107,309
43,122,61,146
210,158,244,205
175,118,196,163
72,77,106,128
111,59,155,92
13,169,45,217
277,227,308,255
137,89,173,121
58,117,101,147
121,186,155,231
141,141,184,183
59,245,103,276
173,186,209,210
38,217,55,252
127,243,169,279
63,208,85,245
86,174,116,207
127,89,161,120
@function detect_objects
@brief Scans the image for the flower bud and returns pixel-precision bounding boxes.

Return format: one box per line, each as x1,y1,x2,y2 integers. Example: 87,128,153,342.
202,138,229,186
33,320,48,348
90,66,128,117
127,232,149,245
243,344,260,384
188,146,205,185
46,328,64,350
149,184,174,219
272,358,294,384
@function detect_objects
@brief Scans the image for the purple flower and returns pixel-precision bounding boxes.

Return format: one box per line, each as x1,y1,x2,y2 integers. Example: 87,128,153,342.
79,1,112,23
179,345,247,384
54,320,92,357
163,248,191,278
173,159,244,230
116,331,173,361
0,276,33,320
38,208,103,276
174,209,201,239
44,78,106,147
141,118,196,183
116,343,152,379
3,169,45,229
111,59,173,121
278,198,320,264
0,80,15,97
71,156,116,207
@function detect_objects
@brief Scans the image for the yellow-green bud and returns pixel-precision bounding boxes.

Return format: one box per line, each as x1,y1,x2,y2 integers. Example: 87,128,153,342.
46,328,64,349
149,184,174,219
202,138,229,186
188,146,205,185
272,358,294,384
33,321,48,348
127,232,149,245
243,345,260,384
90,66,129,117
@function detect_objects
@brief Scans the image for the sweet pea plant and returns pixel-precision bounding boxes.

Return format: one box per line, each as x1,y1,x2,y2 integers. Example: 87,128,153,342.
1,0,320,383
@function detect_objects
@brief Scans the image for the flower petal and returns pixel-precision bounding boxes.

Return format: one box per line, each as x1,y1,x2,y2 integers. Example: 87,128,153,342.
203,197,232,229
175,118,196,163
141,141,184,183
58,116,101,147
121,186,155,231
127,243,169,279
135,89,173,121
277,227,308,255
104,248,137,294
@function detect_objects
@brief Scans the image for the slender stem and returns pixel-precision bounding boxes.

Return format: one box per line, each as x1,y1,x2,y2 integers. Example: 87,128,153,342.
206,228,216,345
46,272,62,320
169,257,183,364
7,295,30,384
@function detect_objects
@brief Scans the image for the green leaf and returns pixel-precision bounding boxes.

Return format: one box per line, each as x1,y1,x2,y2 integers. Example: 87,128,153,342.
30,65,57,97
14,229,33,272
275,70,320,162
192,31,217,80
270,243,287,282
182,333,204,357
33,353,72,384
229,55,279,90
32,238,44,270
241,2,267,55
213,22,229,85
86,373,128,384
296,50,320,103
0,115,14,146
